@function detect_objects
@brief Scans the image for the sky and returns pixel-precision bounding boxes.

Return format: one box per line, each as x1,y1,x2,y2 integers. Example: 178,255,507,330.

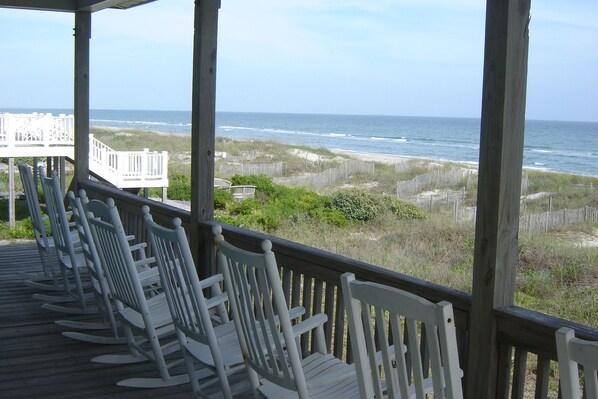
0,0,596,122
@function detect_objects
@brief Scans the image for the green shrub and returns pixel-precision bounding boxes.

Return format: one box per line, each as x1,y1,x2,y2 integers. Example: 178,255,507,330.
0,218,35,240
214,189,230,209
168,174,191,200
387,198,426,220
309,207,347,227
330,190,380,222
227,198,259,215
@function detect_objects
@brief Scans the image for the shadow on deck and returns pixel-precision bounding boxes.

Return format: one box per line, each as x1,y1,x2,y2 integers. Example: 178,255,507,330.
0,240,214,398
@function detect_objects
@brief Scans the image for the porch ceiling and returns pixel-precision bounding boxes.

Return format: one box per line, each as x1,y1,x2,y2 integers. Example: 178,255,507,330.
0,0,156,13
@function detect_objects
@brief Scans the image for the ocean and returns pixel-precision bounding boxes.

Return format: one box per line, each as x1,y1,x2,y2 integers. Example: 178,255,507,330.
5,108,598,177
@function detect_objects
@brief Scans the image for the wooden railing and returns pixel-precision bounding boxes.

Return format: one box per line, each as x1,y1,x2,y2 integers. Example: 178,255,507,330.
89,134,168,189
80,179,598,399
0,112,74,157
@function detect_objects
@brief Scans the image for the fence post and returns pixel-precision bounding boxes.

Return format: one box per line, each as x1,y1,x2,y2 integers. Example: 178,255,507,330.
454,198,459,223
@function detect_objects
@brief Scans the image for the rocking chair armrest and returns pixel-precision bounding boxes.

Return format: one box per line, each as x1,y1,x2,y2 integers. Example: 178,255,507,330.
288,306,306,322
134,256,156,269
205,293,229,310
138,267,161,286
199,273,224,290
128,242,147,254
291,313,328,338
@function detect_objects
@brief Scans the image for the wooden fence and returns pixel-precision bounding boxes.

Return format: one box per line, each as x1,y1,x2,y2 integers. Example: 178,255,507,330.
522,206,598,234
448,198,598,234
396,167,475,197
216,162,283,177
279,160,375,190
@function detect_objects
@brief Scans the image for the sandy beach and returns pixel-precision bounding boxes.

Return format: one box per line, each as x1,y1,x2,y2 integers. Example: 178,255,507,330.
330,148,478,171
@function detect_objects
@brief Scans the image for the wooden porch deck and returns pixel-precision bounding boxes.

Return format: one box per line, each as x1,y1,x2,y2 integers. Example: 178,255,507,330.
0,240,236,398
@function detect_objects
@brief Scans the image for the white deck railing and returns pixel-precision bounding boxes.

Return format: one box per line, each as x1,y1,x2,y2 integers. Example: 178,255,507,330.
0,112,75,157
0,113,168,189
89,134,168,188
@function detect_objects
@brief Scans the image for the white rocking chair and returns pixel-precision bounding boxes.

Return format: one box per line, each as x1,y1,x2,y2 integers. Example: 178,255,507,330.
17,163,63,289
214,225,358,399
556,327,598,399
341,272,463,399
143,207,247,398
56,189,129,343
36,168,95,314
85,196,188,388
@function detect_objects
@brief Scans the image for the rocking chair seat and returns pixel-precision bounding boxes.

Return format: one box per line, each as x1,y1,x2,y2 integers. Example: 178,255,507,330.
119,292,172,330
184,323,243,368
258,353,359,399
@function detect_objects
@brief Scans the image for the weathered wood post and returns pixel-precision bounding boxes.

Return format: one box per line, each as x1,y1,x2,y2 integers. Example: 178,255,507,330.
466,0,531,398
190,0,220,280
8,157,15,228
74,11,91,187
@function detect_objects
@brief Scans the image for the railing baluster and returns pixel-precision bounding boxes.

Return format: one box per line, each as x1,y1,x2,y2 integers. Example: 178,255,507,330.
511,347,527,399
535,356,551,399
324,282,335,353
332,284,345,359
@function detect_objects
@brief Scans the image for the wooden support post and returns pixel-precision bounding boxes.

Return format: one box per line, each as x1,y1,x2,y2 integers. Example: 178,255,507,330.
466,1,530,398
8,157,15,228
46,157,52,175
59,157,66,195
32,158,38,189
190,0,220,280
74,11,91,188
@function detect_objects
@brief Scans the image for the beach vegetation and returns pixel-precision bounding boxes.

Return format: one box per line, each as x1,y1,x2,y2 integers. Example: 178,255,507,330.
0,199,35,239
330,190,380,221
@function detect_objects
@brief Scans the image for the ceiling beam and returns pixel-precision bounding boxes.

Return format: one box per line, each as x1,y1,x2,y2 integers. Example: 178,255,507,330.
0,0,76,12
76,0,155,12
77,0,124,12
0,0,155,12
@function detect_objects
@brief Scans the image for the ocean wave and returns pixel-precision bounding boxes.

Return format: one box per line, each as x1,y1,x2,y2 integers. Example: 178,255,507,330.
92,118,190,128
530,149,553,154
529,148,597,159
524,165,552,172
370,136,407,143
